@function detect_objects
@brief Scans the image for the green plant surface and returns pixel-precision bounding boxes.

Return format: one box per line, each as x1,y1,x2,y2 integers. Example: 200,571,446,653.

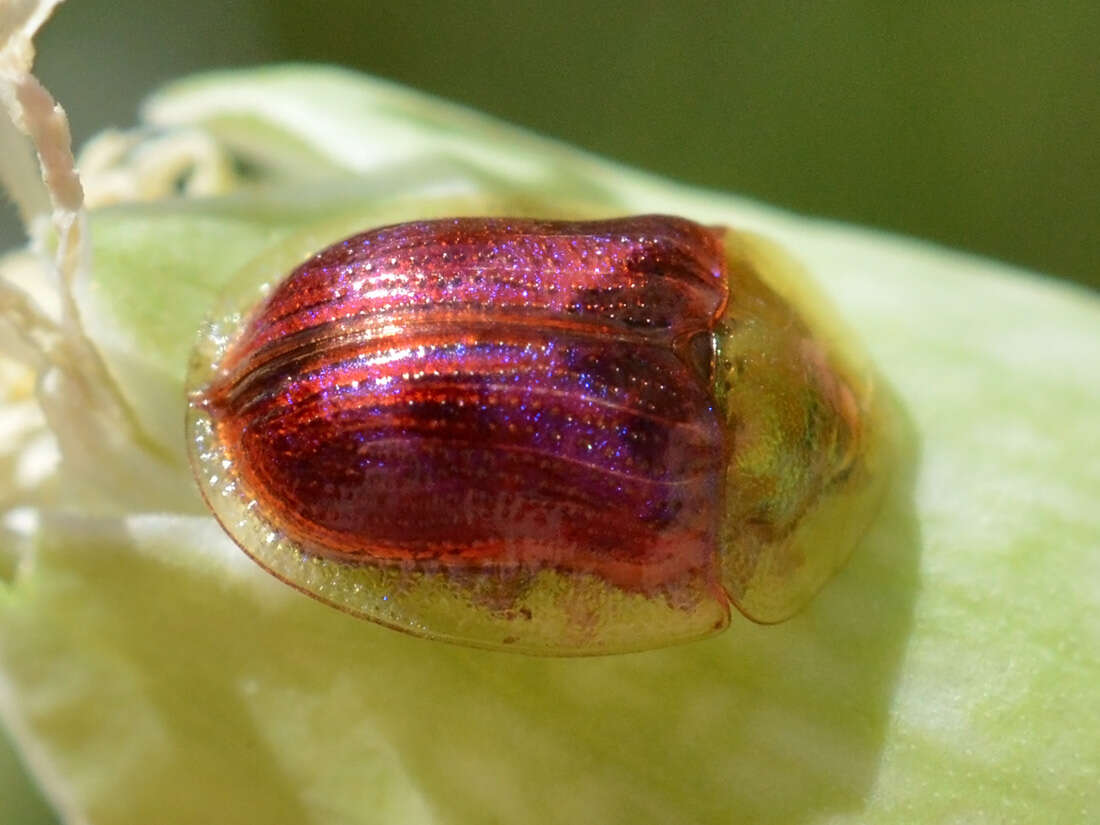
1,55,1098,825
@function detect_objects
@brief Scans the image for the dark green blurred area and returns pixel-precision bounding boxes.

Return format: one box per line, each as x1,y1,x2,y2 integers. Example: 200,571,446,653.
5,1,1092,290
3,0,1099,278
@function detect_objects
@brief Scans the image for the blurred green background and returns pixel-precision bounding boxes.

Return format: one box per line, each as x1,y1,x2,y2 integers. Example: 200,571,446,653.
2,0,1096,289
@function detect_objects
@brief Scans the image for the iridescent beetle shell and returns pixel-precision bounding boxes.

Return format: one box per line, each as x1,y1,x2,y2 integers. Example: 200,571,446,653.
187,215,887,654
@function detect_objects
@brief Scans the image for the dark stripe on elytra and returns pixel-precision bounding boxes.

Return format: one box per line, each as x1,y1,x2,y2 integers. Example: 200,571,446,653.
249,220,723,348
218,315,707,417
218,304,690,401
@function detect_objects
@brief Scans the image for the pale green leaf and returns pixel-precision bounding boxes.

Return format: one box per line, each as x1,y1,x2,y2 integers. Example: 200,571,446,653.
1,64,1098,825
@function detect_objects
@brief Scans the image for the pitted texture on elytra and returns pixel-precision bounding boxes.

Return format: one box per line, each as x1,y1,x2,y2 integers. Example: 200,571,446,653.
204,216,731,593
